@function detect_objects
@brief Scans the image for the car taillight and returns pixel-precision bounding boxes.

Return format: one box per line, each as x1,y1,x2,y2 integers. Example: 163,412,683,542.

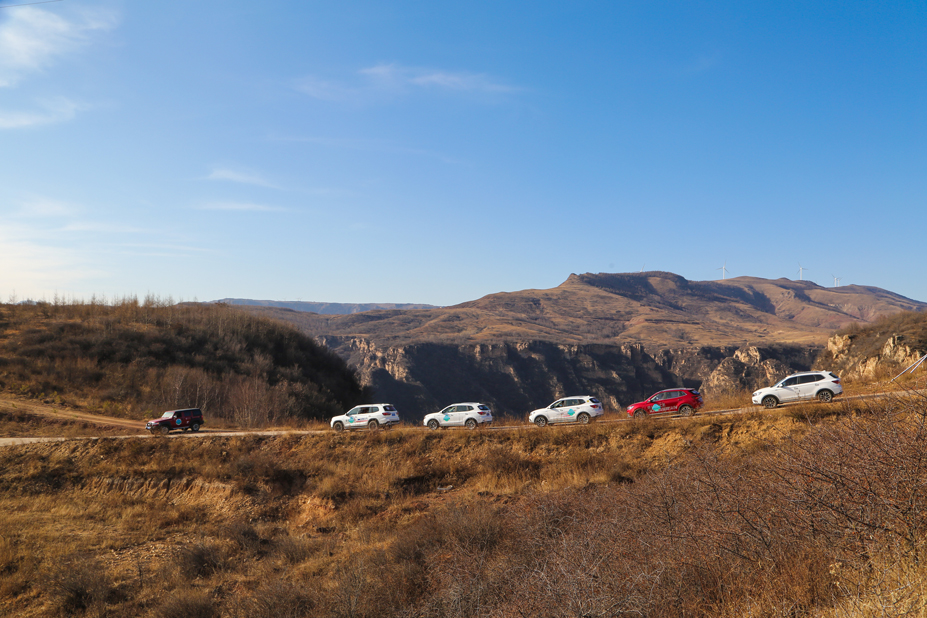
591,404,600,408
382,412,391,416
832,379,841,384
478,410,486,415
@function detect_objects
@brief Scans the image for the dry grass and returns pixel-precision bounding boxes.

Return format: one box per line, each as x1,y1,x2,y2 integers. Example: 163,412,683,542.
0,299,368,427
1,392,926,616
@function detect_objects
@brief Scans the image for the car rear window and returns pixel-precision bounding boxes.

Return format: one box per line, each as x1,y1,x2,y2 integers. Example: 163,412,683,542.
383,405,396,411
828,373,840,380
588,397,601,404
478,405,490,410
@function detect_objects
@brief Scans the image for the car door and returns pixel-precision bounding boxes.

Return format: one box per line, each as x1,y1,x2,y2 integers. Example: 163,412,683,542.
648,392,669,414
458,405,475,425
438,405,456,426
794,374,822,400
775,377,801,403
449,405,466,426
347,406,367,428
560,398,581,421
548,399,566,423
661,391,683,413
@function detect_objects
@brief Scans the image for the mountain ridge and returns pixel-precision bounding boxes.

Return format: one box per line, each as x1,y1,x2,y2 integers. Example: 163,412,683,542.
224,272,925,417
213,298,439,315
249,272,925,349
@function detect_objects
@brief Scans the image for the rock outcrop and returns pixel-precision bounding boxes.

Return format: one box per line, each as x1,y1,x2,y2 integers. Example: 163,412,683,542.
320,337,819,418
821,332,924,381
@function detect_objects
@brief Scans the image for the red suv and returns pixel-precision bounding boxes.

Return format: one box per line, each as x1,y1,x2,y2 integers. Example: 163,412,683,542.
146,408,205,434
626,388,703,418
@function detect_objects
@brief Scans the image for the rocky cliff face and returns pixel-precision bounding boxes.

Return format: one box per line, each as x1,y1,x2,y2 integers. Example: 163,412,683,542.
821,333,924,381
814,311,927,381
319,337,819,419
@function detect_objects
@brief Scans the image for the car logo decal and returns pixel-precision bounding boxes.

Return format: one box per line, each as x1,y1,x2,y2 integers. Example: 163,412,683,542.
176,418,182,425
652,404,661,411
567,409,575,416
348,417,355,423
444,415,451,421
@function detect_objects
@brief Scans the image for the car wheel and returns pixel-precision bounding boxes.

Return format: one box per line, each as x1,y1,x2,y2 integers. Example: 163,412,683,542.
534,416,548,428
333,422,344,433
679,405,694,417
817,390,834,403
159,425,170,435
577,413,590,425
762,396,778,409
465,418,477,430
427,419,440,430
191,423,200,432
633,410,645,419
367,419,379,431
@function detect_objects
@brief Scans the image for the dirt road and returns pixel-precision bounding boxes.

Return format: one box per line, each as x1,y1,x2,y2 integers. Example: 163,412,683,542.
0,385,920,447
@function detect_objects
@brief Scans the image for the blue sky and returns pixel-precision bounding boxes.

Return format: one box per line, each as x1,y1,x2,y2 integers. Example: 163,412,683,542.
1,1,925,305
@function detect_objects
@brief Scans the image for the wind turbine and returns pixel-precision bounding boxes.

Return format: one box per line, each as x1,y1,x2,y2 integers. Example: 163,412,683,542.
832,275,841,287
717,261,730,280
798,263,809,281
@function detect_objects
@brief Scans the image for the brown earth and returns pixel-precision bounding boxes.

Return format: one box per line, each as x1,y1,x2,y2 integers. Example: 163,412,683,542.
3,393,926,617
227,272,926,419
244,272,926,349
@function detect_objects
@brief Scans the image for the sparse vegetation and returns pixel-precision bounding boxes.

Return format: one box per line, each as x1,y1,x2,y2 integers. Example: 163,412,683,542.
3,394,927,616
0,298,369,426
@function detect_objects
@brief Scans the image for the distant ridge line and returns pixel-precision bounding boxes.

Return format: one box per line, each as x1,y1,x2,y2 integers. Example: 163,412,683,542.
213,298,440,315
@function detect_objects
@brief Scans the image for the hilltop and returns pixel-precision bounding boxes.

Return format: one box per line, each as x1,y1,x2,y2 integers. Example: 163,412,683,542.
0,300,368,426
228,273,924,418
248,272,925,349
214,298,438,315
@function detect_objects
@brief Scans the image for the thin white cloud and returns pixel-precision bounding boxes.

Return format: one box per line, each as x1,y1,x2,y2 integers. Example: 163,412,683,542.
359,63,518,93
292,76,355,102
0,6,117,88
0,223,107,293
198,201,286,212
294,62,519,102
205,168,280,189
60,222,143,234
0,96,80,129
16,193,77,217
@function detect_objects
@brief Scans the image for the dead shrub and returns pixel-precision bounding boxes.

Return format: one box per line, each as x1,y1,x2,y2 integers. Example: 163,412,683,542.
224,520,266,555
480,446,540,480
49,557,113,616
272,534,322,564
175,541,227,579
236,580,315,618
155,592,217,618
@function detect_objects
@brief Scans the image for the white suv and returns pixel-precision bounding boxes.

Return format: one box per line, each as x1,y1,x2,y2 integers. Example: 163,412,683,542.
331,404,400,431
423,402,493,430
529,396,604,427
752,371,843,409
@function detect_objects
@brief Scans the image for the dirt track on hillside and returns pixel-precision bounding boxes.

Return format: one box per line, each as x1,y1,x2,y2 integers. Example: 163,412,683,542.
0,396,145,429
0,385,920,447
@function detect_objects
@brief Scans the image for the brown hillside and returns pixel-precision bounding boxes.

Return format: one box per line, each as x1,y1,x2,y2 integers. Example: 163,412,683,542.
246,272,925,349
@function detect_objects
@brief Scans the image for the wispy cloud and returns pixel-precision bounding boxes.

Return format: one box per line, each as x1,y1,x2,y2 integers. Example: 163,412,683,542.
16,194,76,217
294,62,520,103
205,167,280,189
0,6,117,88
60,222,143,234
360,63,518,93
0,96,80,129
0,222,107,293
198,201,286,212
